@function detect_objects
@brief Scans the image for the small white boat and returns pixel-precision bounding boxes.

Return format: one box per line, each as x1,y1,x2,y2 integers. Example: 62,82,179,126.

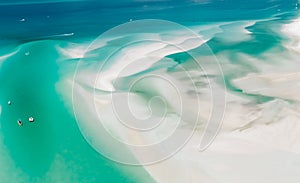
17,119,22,126
29,117,34,122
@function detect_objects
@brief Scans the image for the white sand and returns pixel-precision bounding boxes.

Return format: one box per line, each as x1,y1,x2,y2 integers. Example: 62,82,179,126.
57,18,300,183
282,17,300,52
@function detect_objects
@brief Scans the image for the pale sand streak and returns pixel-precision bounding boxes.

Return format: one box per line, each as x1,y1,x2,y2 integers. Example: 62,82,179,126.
57,19,300,183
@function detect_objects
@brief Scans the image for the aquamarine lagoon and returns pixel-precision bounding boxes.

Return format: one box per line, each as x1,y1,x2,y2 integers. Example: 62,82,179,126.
0,0,300,182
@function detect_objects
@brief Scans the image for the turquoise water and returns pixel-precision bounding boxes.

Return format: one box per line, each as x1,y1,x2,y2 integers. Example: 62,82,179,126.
0,40,154,182
0,0,299,182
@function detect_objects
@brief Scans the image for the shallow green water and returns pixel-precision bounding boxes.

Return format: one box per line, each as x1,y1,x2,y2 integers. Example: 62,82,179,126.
0,40,153,182
0,0,299,182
